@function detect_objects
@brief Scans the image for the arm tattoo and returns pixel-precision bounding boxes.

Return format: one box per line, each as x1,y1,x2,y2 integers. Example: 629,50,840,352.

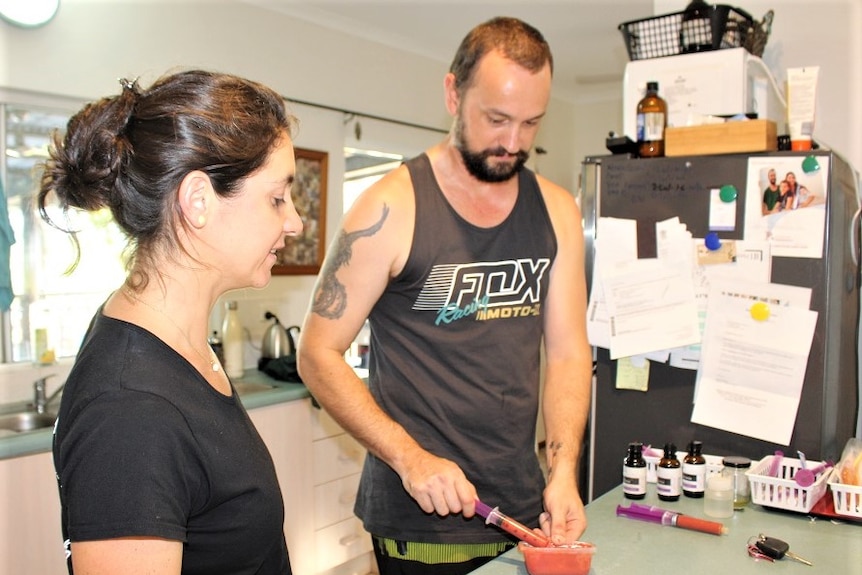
547,440,563,476
311,204,390,319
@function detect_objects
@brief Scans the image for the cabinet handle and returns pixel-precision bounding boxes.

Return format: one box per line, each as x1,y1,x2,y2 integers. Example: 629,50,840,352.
339,534,361,547
338,450,360,462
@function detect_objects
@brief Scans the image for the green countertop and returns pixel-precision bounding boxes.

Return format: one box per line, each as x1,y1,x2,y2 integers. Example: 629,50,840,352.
470,485,861,574
0,369,310,460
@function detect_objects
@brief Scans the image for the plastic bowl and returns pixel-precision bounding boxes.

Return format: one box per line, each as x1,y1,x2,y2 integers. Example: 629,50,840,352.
518,541,596,575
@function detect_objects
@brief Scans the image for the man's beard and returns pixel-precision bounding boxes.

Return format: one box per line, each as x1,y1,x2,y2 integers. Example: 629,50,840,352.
454,115,529,183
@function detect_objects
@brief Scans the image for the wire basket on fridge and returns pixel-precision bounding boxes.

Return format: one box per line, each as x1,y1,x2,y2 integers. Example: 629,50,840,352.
619,4,756,61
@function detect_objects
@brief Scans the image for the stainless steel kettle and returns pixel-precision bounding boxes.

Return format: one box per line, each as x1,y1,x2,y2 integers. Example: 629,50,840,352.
261,311,291,359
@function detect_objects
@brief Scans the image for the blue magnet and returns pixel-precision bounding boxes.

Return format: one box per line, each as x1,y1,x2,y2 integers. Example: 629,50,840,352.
704,232,722,251
802,155,821,174
718,185,738,202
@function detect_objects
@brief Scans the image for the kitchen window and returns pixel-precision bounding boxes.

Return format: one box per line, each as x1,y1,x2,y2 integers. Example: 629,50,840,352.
343,147,405,212
1,91,126,364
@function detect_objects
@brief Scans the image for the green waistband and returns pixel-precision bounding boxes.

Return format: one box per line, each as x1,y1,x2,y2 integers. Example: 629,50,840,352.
375,537,514,564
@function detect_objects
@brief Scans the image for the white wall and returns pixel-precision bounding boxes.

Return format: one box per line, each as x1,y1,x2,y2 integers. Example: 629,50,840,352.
573,0,862,177
0,0,579,399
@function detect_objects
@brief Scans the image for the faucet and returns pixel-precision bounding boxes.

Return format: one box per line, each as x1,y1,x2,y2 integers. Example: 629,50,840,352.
33,375,63,414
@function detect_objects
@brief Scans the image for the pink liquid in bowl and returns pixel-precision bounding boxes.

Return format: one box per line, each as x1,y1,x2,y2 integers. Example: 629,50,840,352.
518,541,596,575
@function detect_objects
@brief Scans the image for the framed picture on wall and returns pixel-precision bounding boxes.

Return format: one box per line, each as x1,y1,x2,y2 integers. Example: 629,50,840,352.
273,147,328,275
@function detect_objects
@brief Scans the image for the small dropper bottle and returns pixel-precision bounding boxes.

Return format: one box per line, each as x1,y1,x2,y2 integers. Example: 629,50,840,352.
683,440,707,498
623,442,647,500
657,443,682,501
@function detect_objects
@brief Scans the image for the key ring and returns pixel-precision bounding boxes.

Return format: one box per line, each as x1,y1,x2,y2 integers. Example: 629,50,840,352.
747,535,774,562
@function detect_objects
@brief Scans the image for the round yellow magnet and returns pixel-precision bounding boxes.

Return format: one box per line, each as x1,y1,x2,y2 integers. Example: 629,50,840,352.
750,301,770,321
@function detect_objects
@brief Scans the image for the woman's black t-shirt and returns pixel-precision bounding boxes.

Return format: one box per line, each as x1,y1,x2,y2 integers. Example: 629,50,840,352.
53,312,291,574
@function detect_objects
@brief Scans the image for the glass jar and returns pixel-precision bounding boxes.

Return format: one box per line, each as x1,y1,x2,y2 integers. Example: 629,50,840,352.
721,456,752,509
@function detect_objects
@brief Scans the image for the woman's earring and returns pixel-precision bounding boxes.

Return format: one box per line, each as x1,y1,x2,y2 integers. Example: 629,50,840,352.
197,215,206,226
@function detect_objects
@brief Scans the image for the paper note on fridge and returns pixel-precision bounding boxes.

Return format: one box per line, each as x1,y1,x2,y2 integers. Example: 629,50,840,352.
691,288,817,445
586,218,639,349
601,257,700,359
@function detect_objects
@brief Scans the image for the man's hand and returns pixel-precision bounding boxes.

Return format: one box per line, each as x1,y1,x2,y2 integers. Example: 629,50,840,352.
399,450,478,517
540,480,587,544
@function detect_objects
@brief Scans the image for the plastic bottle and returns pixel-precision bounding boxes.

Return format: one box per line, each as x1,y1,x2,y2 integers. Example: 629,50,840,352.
622,442,647,500
657,443,682,501
703,475,734,518
636,81,667,158
683,440,707,498
208,330,224,366
680,0,714,54
721,456,752,509
31,300,56,365
222,301,245,379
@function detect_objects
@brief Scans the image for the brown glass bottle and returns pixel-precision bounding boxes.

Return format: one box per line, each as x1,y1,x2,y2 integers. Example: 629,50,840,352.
636,81,667,158
622,442,647,500
657,442,681,501
682,440,707,498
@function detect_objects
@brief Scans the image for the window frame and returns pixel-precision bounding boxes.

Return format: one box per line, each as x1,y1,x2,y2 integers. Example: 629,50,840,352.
0,88,128,365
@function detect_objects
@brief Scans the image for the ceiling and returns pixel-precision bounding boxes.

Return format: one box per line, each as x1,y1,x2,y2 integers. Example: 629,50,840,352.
241,0,656,103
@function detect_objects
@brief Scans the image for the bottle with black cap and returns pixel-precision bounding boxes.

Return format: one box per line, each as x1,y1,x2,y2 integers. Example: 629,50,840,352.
657,443,682,501
636,81,667,158
683,440,707,498
623,442,648,500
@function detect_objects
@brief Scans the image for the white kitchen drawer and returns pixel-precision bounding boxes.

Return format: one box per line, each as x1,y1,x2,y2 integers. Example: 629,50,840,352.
315,516,373,573
315,474,361,529
316,551,377,575
314,433,365,484
311,405,346,440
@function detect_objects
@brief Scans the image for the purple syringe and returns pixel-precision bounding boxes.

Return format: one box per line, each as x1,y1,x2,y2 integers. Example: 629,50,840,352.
616,502,727,536
475,499,551,547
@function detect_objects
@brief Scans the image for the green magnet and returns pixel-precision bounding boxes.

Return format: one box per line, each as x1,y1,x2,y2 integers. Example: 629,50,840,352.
802,155,820,174
718,185,738,202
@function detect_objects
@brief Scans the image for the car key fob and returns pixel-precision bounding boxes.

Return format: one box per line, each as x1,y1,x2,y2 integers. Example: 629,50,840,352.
755,535,812,566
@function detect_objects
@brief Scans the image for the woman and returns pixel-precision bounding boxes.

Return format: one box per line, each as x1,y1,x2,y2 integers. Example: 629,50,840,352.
778,179,795,211
40,70,302,575
785,171,814,209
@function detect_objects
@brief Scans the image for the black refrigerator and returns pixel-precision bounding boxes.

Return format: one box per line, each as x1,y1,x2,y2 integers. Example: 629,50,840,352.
579,151,860,501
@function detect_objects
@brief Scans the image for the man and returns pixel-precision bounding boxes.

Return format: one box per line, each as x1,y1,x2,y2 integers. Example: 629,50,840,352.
298,17,592,575
761,168,780,214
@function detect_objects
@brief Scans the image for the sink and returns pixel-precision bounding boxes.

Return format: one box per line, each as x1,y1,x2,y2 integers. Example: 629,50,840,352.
0,410,57,433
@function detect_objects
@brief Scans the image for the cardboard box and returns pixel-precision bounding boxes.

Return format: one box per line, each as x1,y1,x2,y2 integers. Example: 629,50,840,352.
664,120,778,157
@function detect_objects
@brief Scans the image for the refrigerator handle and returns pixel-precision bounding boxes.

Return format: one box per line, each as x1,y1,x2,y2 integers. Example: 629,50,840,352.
851,206,861,268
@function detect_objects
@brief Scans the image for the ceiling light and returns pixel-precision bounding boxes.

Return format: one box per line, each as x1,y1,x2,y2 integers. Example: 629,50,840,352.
0,0,60,28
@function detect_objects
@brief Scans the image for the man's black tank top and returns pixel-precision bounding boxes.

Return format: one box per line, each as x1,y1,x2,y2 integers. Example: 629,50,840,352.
355,153,557,543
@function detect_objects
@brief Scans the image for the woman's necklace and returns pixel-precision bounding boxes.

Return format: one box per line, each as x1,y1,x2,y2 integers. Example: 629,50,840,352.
123,289,221,373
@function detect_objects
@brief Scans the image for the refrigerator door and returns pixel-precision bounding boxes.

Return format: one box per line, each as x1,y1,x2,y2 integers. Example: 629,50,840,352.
581,152,859,500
